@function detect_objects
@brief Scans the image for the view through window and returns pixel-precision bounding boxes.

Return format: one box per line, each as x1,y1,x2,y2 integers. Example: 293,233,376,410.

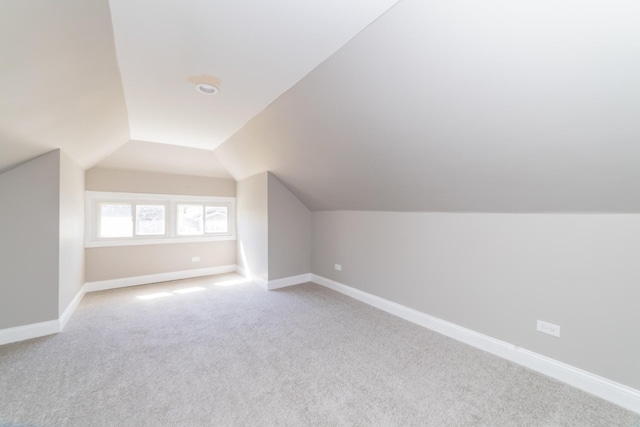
86,191,235,247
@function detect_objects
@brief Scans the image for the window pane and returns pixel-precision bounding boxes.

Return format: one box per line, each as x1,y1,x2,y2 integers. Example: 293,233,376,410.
177,204,204,235
136,205,165,236
100,204,132,238
205,206,228,233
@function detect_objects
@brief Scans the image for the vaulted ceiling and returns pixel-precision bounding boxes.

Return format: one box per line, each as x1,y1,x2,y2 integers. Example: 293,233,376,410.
0,0,129,173
215,0,640,211
97,140,232,178
109,0,400,150
2,0,640,212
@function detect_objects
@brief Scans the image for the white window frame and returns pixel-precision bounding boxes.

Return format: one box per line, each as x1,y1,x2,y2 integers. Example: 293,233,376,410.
85,191,236,248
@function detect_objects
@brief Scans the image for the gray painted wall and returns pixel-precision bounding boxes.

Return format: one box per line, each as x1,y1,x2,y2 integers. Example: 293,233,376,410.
311,211,640,390
84,168,237,281
267,173,311,280
236,172,269,282
0,151,60,329
58,152,85,315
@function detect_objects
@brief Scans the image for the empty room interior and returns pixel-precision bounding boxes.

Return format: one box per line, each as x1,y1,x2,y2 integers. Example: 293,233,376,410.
1,0,640,425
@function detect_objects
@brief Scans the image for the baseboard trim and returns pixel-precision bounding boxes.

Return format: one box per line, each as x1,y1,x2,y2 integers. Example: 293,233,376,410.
267,273,312,290
310,274,640,414
0,320,59,346
1,285,87,346
234,266,312,291
85,265,237,292
235,264,247,278
59,285,86,331
2,266,239,346
234,265,269,290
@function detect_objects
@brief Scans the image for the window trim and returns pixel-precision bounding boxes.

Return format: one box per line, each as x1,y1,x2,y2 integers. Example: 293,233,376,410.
85,191,236,248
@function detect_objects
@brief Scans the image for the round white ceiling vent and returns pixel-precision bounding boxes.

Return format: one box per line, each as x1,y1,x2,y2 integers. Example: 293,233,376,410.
195,83,219,95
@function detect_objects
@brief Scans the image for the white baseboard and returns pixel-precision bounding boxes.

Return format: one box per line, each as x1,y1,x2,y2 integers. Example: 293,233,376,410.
267,273,312,290
310,274,640,414
1,266,239,346
85,265,237,292
235,266,311,291
59,285,86,331
0,284,87,346
235,264,247,277
0,320,59,346
234,265,269,290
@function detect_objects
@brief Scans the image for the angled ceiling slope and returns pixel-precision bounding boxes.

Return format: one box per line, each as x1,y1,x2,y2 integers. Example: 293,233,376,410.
109,0,400,150
95,140,232,178
0,0,130,173
216,0,640,212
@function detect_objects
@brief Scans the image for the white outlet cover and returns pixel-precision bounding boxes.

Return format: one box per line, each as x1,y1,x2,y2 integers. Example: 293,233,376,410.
537,320,561,337
192,256,201,262
335,264,342,271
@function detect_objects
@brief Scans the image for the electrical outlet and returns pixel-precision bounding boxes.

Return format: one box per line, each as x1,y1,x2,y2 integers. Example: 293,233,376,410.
191,256,200,263
537,320,561,337
334,264,342,271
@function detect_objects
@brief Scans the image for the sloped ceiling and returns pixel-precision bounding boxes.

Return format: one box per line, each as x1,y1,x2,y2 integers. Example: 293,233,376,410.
95,140,232,178
216,0,640,212
4,0,640,213
0,0,129,173
109,0,400,150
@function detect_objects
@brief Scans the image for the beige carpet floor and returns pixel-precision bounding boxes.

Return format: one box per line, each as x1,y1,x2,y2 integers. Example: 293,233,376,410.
0,273,638,426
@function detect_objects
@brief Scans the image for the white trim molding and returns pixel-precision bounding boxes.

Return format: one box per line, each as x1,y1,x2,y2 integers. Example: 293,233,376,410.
85,191,236,248
2,266,240,346
235,266,311,291
310,274,640,415
234,265,268,290
59,285,87,331
0,320,59,346
267,273,312,290
235,264,247,278
1,285,88,346
85,265,237,292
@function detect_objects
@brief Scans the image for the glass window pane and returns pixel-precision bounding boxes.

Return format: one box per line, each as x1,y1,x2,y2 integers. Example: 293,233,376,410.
100,204,132,238
205,206,228,233
135,205,165,236
177,204,204,235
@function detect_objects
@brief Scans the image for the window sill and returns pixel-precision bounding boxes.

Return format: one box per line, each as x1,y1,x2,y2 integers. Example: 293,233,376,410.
85,235,236,248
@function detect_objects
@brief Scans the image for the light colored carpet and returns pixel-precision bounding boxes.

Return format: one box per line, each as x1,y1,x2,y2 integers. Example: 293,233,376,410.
0,273,638,426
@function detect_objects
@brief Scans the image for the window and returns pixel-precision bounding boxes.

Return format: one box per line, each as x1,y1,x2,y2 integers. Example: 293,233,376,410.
206,206,228,233
85,191,235,247
177,204,204,235
176,204,229,236
100,204,133,238
136,205,165,236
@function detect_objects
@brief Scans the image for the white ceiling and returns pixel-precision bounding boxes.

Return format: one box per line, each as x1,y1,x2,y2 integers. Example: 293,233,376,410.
109,0,400,150
216,0,640,212
96,140,232,178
